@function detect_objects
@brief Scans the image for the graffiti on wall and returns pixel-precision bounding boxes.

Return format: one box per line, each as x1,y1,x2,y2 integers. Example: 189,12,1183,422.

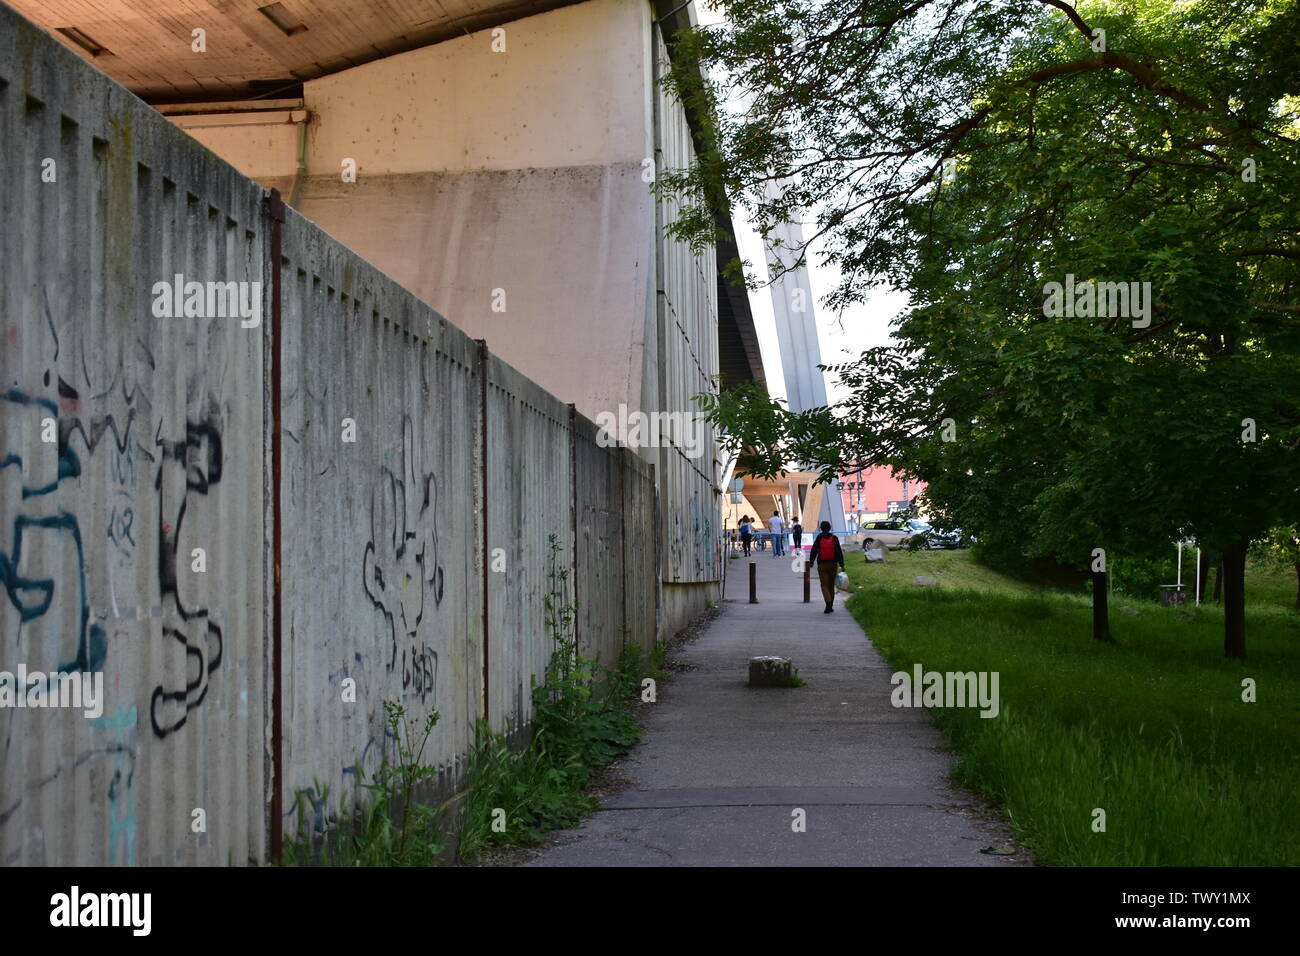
690,492,715,578
1,314,228,738
361,415,443,702
150,415,225,738
1,388,109,683
89,705,139,866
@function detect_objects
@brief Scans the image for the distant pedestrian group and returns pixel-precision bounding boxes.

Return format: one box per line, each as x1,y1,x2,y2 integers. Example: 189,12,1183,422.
736,512,796,557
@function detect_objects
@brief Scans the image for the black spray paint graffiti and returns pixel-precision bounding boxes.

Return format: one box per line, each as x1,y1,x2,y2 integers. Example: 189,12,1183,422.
402,642,438,703
150,416,224,738
361,416,443,702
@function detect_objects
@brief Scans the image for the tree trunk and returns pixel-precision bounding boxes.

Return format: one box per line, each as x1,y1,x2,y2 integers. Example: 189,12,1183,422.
1092,570,1110,642
1197,552,1209,604
1222,540,1247,660
1294,561,1299,612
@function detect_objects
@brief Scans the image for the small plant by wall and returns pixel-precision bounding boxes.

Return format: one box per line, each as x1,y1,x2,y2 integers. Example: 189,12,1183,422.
282,701,444,866
458,534,645,861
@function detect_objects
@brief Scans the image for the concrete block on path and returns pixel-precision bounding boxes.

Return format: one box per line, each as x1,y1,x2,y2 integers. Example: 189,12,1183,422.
748,656,793,687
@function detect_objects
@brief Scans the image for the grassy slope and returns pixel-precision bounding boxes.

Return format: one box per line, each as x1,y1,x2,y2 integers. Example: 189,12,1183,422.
844,551,1300,866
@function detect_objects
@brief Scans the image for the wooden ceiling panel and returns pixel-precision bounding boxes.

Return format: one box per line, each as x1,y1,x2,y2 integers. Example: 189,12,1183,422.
10,0,583,101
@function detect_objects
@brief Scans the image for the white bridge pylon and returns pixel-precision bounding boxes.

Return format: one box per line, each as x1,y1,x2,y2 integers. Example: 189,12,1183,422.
762,182,846,532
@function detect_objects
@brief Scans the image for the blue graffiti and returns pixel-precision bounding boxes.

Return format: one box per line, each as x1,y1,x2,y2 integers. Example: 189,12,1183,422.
89,705,139,866
0,391,107,689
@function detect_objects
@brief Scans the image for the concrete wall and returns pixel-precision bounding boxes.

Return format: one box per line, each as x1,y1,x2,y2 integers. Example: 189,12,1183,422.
276,210,487,820
303,0,651,174
290,164,653,426
0,5,270,864
652,21,722,625
172,0,725,637
485,359,573,735
0,0,659,865
177,0,658,428
277,209,662,831
165,109,304,184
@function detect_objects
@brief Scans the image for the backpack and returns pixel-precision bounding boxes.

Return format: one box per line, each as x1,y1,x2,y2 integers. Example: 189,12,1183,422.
818,534,837,561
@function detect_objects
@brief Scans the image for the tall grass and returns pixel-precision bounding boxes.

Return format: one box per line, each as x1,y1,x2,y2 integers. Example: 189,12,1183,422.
846,551,1300,865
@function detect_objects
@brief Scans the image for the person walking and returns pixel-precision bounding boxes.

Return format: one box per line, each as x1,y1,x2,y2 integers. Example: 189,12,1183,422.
738,515,753,556
768,511,785,557
791,520,803,551
808,520,845,613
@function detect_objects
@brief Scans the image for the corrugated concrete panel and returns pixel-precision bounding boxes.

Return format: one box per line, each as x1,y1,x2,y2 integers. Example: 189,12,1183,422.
485,357,573,734
0,3,270,865
573,416,625,670
277,208,486,829
483,362,657,732
620,448,657,654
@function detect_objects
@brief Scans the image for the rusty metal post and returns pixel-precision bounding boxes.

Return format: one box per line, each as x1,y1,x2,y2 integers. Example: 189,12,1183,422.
803,563,811,603
569,404,579,657
479,340,490,726
749,562,757,604
265,188,285,863
619,449,628,650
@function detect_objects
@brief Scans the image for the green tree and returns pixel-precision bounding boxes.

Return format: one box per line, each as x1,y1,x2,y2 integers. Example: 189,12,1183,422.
675,0,1300,657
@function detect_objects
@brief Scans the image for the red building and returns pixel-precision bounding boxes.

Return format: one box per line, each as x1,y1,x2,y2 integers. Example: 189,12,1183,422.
837,463,926,519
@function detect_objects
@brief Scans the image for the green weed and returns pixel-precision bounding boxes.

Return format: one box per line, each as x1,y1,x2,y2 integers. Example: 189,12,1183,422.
282,701,444,867
458,534,646,861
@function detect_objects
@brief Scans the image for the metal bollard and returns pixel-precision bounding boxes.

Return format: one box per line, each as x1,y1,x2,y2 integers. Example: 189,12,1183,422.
749,562,758,604
803,564,810,603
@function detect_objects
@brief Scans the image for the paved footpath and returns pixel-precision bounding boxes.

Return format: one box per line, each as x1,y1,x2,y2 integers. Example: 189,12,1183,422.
522,549,1021,866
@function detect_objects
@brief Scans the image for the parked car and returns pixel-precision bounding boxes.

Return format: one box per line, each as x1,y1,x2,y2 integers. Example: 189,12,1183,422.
923,525,967,549
860,519,918,550
861,519,966,550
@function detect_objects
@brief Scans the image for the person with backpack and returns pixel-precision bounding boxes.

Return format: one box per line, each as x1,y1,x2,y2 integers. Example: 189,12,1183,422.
738,515,753,556
791,520,803,551
808,520,846,613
